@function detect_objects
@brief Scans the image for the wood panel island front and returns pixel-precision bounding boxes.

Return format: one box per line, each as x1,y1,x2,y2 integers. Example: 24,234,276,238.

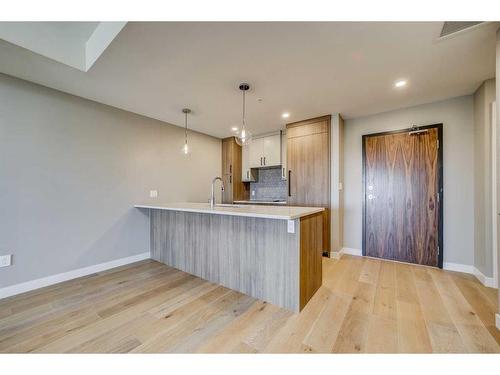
135,202,324,312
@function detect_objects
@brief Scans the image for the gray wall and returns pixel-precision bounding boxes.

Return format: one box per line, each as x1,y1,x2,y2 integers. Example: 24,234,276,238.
473,79,496,278
343,96,475,267
0,74,221,288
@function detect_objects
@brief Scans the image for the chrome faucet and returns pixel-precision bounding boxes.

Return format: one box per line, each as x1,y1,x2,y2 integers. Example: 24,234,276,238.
210,176,225,208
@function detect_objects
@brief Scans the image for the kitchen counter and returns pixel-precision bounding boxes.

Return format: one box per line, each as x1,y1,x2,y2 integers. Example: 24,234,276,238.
135,201,324,312
233,199,287,206
134,201,323,220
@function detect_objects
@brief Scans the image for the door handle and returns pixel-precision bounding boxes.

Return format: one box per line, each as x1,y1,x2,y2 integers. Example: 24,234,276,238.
288,170,291,196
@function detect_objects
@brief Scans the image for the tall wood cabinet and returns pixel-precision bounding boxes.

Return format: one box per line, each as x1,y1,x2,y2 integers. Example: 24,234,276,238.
221,137,248,203
287,115,331,253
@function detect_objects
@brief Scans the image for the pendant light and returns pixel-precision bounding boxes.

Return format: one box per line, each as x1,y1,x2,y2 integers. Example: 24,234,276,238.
181,108,191,155
235,83,253,146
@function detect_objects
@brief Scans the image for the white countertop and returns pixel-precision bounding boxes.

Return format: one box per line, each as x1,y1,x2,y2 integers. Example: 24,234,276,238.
134,202,324,220
233,200,287,206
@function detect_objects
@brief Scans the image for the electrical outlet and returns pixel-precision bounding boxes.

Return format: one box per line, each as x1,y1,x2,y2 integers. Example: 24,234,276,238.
0,254,12,268
150,190,158,198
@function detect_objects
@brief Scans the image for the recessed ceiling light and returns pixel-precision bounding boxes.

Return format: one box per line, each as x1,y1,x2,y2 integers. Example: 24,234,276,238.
231,126,238,132
282,112,290,119
394,80,407,88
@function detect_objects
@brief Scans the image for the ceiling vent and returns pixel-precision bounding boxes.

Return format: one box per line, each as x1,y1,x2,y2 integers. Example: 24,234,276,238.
439,22,484,38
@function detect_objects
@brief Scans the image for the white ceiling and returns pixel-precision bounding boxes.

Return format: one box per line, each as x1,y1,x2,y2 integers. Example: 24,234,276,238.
0,22,126,71
0,22,497,138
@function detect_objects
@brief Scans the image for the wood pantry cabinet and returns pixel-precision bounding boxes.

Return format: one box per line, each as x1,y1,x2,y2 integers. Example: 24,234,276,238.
286,115,331,254
281,130,287,180
221,137,248,203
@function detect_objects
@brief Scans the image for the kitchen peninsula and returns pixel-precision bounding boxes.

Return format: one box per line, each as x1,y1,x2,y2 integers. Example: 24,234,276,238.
135,202,324,312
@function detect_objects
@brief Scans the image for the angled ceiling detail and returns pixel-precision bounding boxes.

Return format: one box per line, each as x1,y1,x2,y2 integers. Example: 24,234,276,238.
0,22,126,71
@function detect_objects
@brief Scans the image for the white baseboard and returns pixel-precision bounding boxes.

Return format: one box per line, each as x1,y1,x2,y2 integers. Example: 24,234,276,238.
443,263,497,289
331,247,362,259
443,262,474,274
330,248,344,259
496,314,500,331
0,252,151,300
473,267,497,289
342,247,363,256
331,252,497,289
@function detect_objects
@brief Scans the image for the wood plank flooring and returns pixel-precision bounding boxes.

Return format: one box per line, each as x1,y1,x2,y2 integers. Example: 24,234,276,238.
0,255,498,353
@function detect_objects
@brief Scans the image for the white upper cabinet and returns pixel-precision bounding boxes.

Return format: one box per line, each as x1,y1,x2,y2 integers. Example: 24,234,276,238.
263,133,281,167
249,137,264,168
242,132,285,178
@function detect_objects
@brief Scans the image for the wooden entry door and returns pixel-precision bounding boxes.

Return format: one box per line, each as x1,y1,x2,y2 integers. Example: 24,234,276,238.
362,124,443,267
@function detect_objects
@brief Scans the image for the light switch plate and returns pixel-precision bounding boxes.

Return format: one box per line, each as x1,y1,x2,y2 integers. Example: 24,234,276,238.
0,254,12,268
150,190,158,198
287,220,295,234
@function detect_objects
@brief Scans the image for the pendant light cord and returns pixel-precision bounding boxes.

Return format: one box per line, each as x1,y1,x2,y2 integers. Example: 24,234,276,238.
242,89,246,130
184,111,188,144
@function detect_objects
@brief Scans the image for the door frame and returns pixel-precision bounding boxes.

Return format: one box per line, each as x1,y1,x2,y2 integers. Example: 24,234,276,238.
361,123,444,268
491,102,498,287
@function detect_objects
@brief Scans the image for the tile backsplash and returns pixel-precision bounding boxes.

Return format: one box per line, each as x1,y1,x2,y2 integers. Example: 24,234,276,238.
249,167,287,201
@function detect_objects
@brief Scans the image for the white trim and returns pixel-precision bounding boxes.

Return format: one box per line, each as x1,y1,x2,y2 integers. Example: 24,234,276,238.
443,262,497,288
330,247,362,259
492,101,499,288
342,247,363,256
330,248,344,259
496,314,500,331
443,262,474,274
0,252,150,300
473,267,497,289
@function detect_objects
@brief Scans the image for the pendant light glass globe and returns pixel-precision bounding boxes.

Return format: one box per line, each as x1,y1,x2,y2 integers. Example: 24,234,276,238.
235,83,252,147
235,127,252,146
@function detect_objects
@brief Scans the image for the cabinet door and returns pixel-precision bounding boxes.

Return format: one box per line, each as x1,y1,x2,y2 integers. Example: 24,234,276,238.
263,134,281,166
222,174,232,204
281,131,287,179
241,145,251,181
222,138,233,175
287,116,330,252
249,137,264,168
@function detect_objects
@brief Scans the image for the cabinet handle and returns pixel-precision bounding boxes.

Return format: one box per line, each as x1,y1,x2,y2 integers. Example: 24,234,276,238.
263,157,266,165
230,175,232,184
247,171,249,179
229,164,232,173
288,170,291,196
260,157,262,166
282,167,285,178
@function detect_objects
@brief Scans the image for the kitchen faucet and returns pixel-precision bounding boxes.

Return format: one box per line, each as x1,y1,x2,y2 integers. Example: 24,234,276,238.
210,176,225,208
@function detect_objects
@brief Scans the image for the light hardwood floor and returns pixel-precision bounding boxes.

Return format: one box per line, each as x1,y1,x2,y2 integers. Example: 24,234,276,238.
0,255,499,353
